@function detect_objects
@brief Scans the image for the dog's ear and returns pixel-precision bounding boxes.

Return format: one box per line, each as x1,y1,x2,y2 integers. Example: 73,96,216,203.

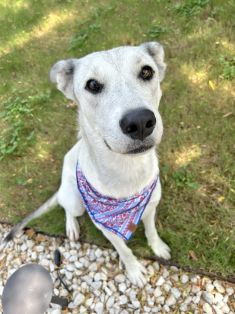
140,42,166,82
50,59,77,100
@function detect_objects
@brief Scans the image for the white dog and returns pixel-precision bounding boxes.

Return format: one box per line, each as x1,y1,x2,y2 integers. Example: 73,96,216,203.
5,42,171,287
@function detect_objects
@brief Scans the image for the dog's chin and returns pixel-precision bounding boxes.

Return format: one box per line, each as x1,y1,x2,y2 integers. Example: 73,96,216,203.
104,139,155,155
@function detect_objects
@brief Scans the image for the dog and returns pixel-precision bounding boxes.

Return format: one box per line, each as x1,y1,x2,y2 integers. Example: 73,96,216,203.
4,42,171,287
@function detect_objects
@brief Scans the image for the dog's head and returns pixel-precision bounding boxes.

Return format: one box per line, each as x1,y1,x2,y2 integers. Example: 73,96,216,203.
50,42,166,155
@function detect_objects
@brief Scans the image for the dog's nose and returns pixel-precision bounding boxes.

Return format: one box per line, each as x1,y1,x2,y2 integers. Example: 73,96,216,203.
120,109,156,141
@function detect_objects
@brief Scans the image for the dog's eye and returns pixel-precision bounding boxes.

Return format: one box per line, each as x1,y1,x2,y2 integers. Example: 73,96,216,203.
139,65,154,81
85,79,103,94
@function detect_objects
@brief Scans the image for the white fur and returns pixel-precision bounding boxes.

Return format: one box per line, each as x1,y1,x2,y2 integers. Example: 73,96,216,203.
51,42,171,287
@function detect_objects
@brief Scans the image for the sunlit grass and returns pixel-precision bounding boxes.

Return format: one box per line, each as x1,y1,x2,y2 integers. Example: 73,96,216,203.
181,64,209,85
0,11,74,56
174,144,201,167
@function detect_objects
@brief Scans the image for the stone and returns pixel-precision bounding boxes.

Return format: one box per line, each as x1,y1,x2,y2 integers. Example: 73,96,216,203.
221,304,230,313
20,243,27,252
214,292,223,304
65,271,73,281
156,296,165,305
162,269,169,278
213,305,223,314
163,304,170,312
214,280,225,293
226,287,234,296
95,248,103,258
202,291,214,304
153,287,162,298
75,261,83,269
153,261,159,271
181,274,189,284
91,281,102,290
206,283,214,293
166,295,176,307
115,274,126,283
66,264,75,272
119,295,128,305
132,300,141,308
106,296,115,309
74,293,85,306
203,303,213,314
163,283,171,292
156,276,165,286
118,283,127,293
94,302,104,314
36,245,44,252
171,287,181,299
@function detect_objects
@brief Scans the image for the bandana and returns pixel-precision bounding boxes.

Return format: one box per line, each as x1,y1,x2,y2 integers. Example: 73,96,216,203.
76,163,158,241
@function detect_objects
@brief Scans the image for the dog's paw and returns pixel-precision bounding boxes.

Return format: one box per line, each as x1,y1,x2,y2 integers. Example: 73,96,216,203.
66,216,80,241
126,261,147,288
150,238,171,260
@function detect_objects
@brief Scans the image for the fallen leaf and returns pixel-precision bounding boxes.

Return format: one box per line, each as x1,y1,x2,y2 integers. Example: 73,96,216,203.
208,80,216,90
25,228,35,238
189,250,198,261
218,196,225,202
35,234,47,242
223,112,233,118
66,102,77,108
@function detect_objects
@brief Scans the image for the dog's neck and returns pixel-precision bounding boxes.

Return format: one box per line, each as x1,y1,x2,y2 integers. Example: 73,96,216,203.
78,119,159,198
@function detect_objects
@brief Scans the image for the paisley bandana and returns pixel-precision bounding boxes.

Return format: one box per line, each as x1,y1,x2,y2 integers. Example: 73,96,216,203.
76,163,158,241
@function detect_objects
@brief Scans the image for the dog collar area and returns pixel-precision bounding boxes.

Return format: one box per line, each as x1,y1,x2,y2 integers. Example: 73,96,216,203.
76,162,158,240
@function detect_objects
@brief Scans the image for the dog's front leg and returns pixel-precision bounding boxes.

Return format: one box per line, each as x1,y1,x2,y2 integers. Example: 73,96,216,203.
100,228,147,287
142,202,171,260
58,145,85,241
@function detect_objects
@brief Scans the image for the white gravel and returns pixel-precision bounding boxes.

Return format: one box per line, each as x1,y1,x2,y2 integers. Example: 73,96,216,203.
0,224,234,314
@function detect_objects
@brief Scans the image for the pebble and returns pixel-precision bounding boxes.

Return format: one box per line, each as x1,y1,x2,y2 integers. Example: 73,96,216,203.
202,291,214,304
206,283,214,293
73,293,85,306
119,295,128,305
66,264,75,272
65,271,73,281
226,287,234,296
156,276,165,286
94,302,103,314
214,280,225,293
154,287,162,298
114,274,126,283
132,300,141,309
36,245,44,252
163,283,171,292
0,223,233,314
166,295,176,307
203,303,213,314
171,287,181,299
95,248,103,258
118,282,126,293
20,243,27,252
106,296,115,309
181,274,189,284
214,292,223,304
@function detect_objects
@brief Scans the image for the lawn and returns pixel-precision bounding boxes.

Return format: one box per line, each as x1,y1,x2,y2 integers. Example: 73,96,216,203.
0,0,234,277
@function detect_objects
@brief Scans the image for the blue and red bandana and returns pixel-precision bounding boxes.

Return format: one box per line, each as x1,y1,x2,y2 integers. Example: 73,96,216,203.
76,163,158,240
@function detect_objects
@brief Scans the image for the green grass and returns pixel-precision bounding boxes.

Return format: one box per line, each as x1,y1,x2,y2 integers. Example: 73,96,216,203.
0,0,234,276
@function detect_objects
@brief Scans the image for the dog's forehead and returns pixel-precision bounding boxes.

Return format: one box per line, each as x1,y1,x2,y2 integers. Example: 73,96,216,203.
79,46,149,71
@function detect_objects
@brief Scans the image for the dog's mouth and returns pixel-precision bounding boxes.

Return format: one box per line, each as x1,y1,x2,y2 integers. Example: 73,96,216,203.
104,139,153,155
126,145,153,154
